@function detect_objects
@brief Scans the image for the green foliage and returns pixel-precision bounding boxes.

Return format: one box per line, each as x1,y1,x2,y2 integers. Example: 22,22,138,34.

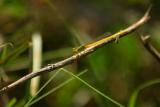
0,43,13,61
5,98,16,107
25,69,87,107
62,68,124,107
3,42,29,66
128,79,160,107
0,0,160,107
0,0,26,17
24,69,62,107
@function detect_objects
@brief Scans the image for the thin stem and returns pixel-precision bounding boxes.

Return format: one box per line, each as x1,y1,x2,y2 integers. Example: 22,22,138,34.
62,68,125,107
24,69,62,107
27,70,87,107
137,32,160,63
128,79,160,107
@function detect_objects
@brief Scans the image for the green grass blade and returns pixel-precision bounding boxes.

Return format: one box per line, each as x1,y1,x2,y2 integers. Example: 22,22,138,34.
0,43,13,62
24,69,62,107
0,43,13,49
27,69,87,106
128,79,160,107
5,98,16,107
61,68,125,107
5,42,28,65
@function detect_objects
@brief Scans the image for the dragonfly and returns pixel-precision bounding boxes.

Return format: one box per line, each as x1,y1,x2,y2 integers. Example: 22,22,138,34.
72,32,120,54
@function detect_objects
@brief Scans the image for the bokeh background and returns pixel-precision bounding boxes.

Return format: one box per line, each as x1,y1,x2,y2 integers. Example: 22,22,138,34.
0,0,160,107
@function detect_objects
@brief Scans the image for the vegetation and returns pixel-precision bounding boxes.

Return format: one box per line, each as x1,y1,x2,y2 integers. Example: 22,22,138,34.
0,0,160,107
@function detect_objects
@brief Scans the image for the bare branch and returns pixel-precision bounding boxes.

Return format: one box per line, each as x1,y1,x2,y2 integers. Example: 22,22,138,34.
137,32,160,63
0,8,151,93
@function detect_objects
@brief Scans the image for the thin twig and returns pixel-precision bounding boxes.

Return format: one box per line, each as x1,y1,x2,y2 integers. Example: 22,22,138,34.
137,32,160,63
0,8,151,93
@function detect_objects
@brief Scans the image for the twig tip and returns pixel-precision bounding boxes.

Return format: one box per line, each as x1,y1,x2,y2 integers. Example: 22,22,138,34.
144,5,152,17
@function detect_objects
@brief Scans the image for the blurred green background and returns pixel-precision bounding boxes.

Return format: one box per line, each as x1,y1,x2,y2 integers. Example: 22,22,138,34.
0,0,160,107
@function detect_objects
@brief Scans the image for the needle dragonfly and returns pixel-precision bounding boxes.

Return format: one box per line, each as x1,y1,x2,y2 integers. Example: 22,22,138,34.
72,32,117,54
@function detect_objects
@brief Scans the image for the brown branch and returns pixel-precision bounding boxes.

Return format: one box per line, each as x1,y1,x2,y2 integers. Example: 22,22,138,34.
137,32,160,63
0,8,151,94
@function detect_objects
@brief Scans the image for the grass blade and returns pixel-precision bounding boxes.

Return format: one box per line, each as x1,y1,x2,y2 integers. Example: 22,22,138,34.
62,68,125,107
27,69,87,106
128,79,160,107
5,98,16,107
24,69,62,107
